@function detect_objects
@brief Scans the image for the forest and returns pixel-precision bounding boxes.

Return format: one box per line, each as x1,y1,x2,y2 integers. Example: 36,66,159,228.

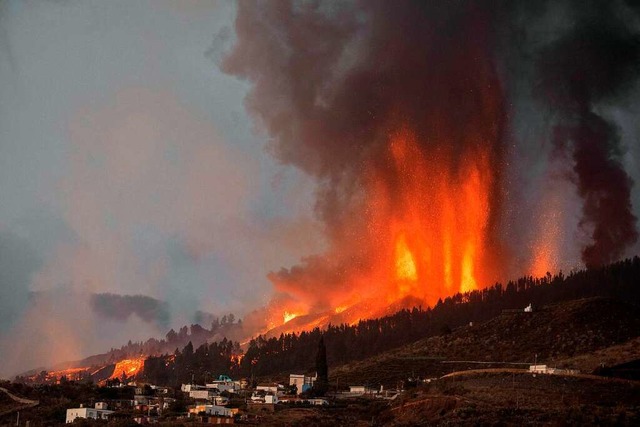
141,256,640,386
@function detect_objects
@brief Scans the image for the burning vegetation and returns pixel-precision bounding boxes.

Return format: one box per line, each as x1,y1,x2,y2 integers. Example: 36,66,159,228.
109,357,145,381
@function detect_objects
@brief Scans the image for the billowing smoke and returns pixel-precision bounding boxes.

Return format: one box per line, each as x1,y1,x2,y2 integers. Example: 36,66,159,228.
91,293,170,327
535,2,640,267
224,0,640,325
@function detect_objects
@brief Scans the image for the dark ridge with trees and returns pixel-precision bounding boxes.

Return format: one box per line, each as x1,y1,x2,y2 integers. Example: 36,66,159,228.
140,256,640,386
41,314,245,374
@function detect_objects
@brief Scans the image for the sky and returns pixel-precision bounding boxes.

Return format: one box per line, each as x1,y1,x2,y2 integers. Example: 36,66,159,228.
1,0,640,378
0,0,323,376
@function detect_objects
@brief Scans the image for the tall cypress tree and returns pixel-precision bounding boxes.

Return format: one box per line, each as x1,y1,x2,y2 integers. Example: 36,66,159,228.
314,335,328,396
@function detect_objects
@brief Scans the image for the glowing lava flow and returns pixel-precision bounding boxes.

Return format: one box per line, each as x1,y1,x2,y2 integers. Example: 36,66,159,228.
262,125,504,333
369,128,494,305
109,357,145,380
395,234,418,281
283,311,299,323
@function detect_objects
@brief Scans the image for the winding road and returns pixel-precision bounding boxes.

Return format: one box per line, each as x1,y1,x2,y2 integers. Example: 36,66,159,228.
0,386,39,418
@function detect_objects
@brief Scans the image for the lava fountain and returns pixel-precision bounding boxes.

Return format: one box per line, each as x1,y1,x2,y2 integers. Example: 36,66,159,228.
224,1,589,334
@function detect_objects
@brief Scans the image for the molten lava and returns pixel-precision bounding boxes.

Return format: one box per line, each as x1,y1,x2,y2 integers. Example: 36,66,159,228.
395,234,418,281
109,357,145,381
365,128,495,305
263,126,506,334
283,311,299,323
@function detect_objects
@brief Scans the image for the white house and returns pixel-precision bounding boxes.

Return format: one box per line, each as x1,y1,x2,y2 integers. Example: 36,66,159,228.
189,404,236,418
66,403,114,423
289,373,316,395
189,389,216,400
348,385,376,395
181,383,206,392
256,383,281,395
529,365,578,375
205,381,237,393
264,394,278,404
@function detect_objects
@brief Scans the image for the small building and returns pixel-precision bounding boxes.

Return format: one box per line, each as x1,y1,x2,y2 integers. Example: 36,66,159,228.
206,381,237,393
264,394,278,404
190,389,217,400
529,364,578,375
256,383,282,395
182,383,206,392
189,404,236,418
289,373,316,395
349,385,367,394
66,403,114,423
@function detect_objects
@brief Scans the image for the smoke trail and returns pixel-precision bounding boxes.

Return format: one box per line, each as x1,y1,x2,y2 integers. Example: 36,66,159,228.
535,1,640,267
91,293,171,327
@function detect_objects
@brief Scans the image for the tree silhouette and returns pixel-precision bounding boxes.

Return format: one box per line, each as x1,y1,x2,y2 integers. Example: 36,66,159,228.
313,336,328,396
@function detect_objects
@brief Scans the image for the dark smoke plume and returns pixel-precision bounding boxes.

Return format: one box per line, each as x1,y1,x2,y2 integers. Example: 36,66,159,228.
223,0,507,308
535,2,640,267
90,293,170,327
224,0,640,315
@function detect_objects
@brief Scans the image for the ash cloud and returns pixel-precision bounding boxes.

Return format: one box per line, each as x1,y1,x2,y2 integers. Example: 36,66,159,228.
224,0,509,308
90,293,170,327
0,231,41,331
533,1,640,267
225,0,640,315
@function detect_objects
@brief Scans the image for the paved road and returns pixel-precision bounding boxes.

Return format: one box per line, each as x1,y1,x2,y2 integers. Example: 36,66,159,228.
440,368,640,384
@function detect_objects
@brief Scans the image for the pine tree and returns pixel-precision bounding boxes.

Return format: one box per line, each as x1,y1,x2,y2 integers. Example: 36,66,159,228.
314,335,328,396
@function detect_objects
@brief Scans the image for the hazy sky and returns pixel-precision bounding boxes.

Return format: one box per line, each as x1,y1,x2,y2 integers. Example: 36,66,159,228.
2,0,640,378
0,0,323,376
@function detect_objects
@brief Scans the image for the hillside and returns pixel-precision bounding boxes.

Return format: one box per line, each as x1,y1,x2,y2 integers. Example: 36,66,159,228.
329,297,640,387
378,371,640,426
17,257,640,387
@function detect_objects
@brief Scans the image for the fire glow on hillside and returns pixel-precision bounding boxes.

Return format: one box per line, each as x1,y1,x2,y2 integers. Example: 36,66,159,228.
109,358,145,381
260,126,506,334
225,1,640,336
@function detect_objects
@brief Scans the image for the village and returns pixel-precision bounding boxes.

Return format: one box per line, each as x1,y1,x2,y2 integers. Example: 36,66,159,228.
63,372,402,424
53,303,580,425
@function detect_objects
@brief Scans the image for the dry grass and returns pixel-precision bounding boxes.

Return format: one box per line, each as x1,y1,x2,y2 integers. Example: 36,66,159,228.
330,297,640,387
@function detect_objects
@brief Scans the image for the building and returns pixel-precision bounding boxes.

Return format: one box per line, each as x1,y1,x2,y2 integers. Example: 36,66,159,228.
189,389,217,400
188,404,236,418
256,383,282,395
347,385,377,395
66,403,114,423
206,377,239,393
182,383,206,392
529,365,578,375
264,394,278,404
289,373,316,395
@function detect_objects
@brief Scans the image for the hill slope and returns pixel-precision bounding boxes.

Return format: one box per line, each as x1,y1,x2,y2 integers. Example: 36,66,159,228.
330,297,640,387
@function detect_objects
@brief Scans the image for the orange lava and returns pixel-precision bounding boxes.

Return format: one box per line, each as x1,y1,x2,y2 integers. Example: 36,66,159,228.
110,357,145,380
264,124,507,332
368,128,495,305
283,311,299,323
